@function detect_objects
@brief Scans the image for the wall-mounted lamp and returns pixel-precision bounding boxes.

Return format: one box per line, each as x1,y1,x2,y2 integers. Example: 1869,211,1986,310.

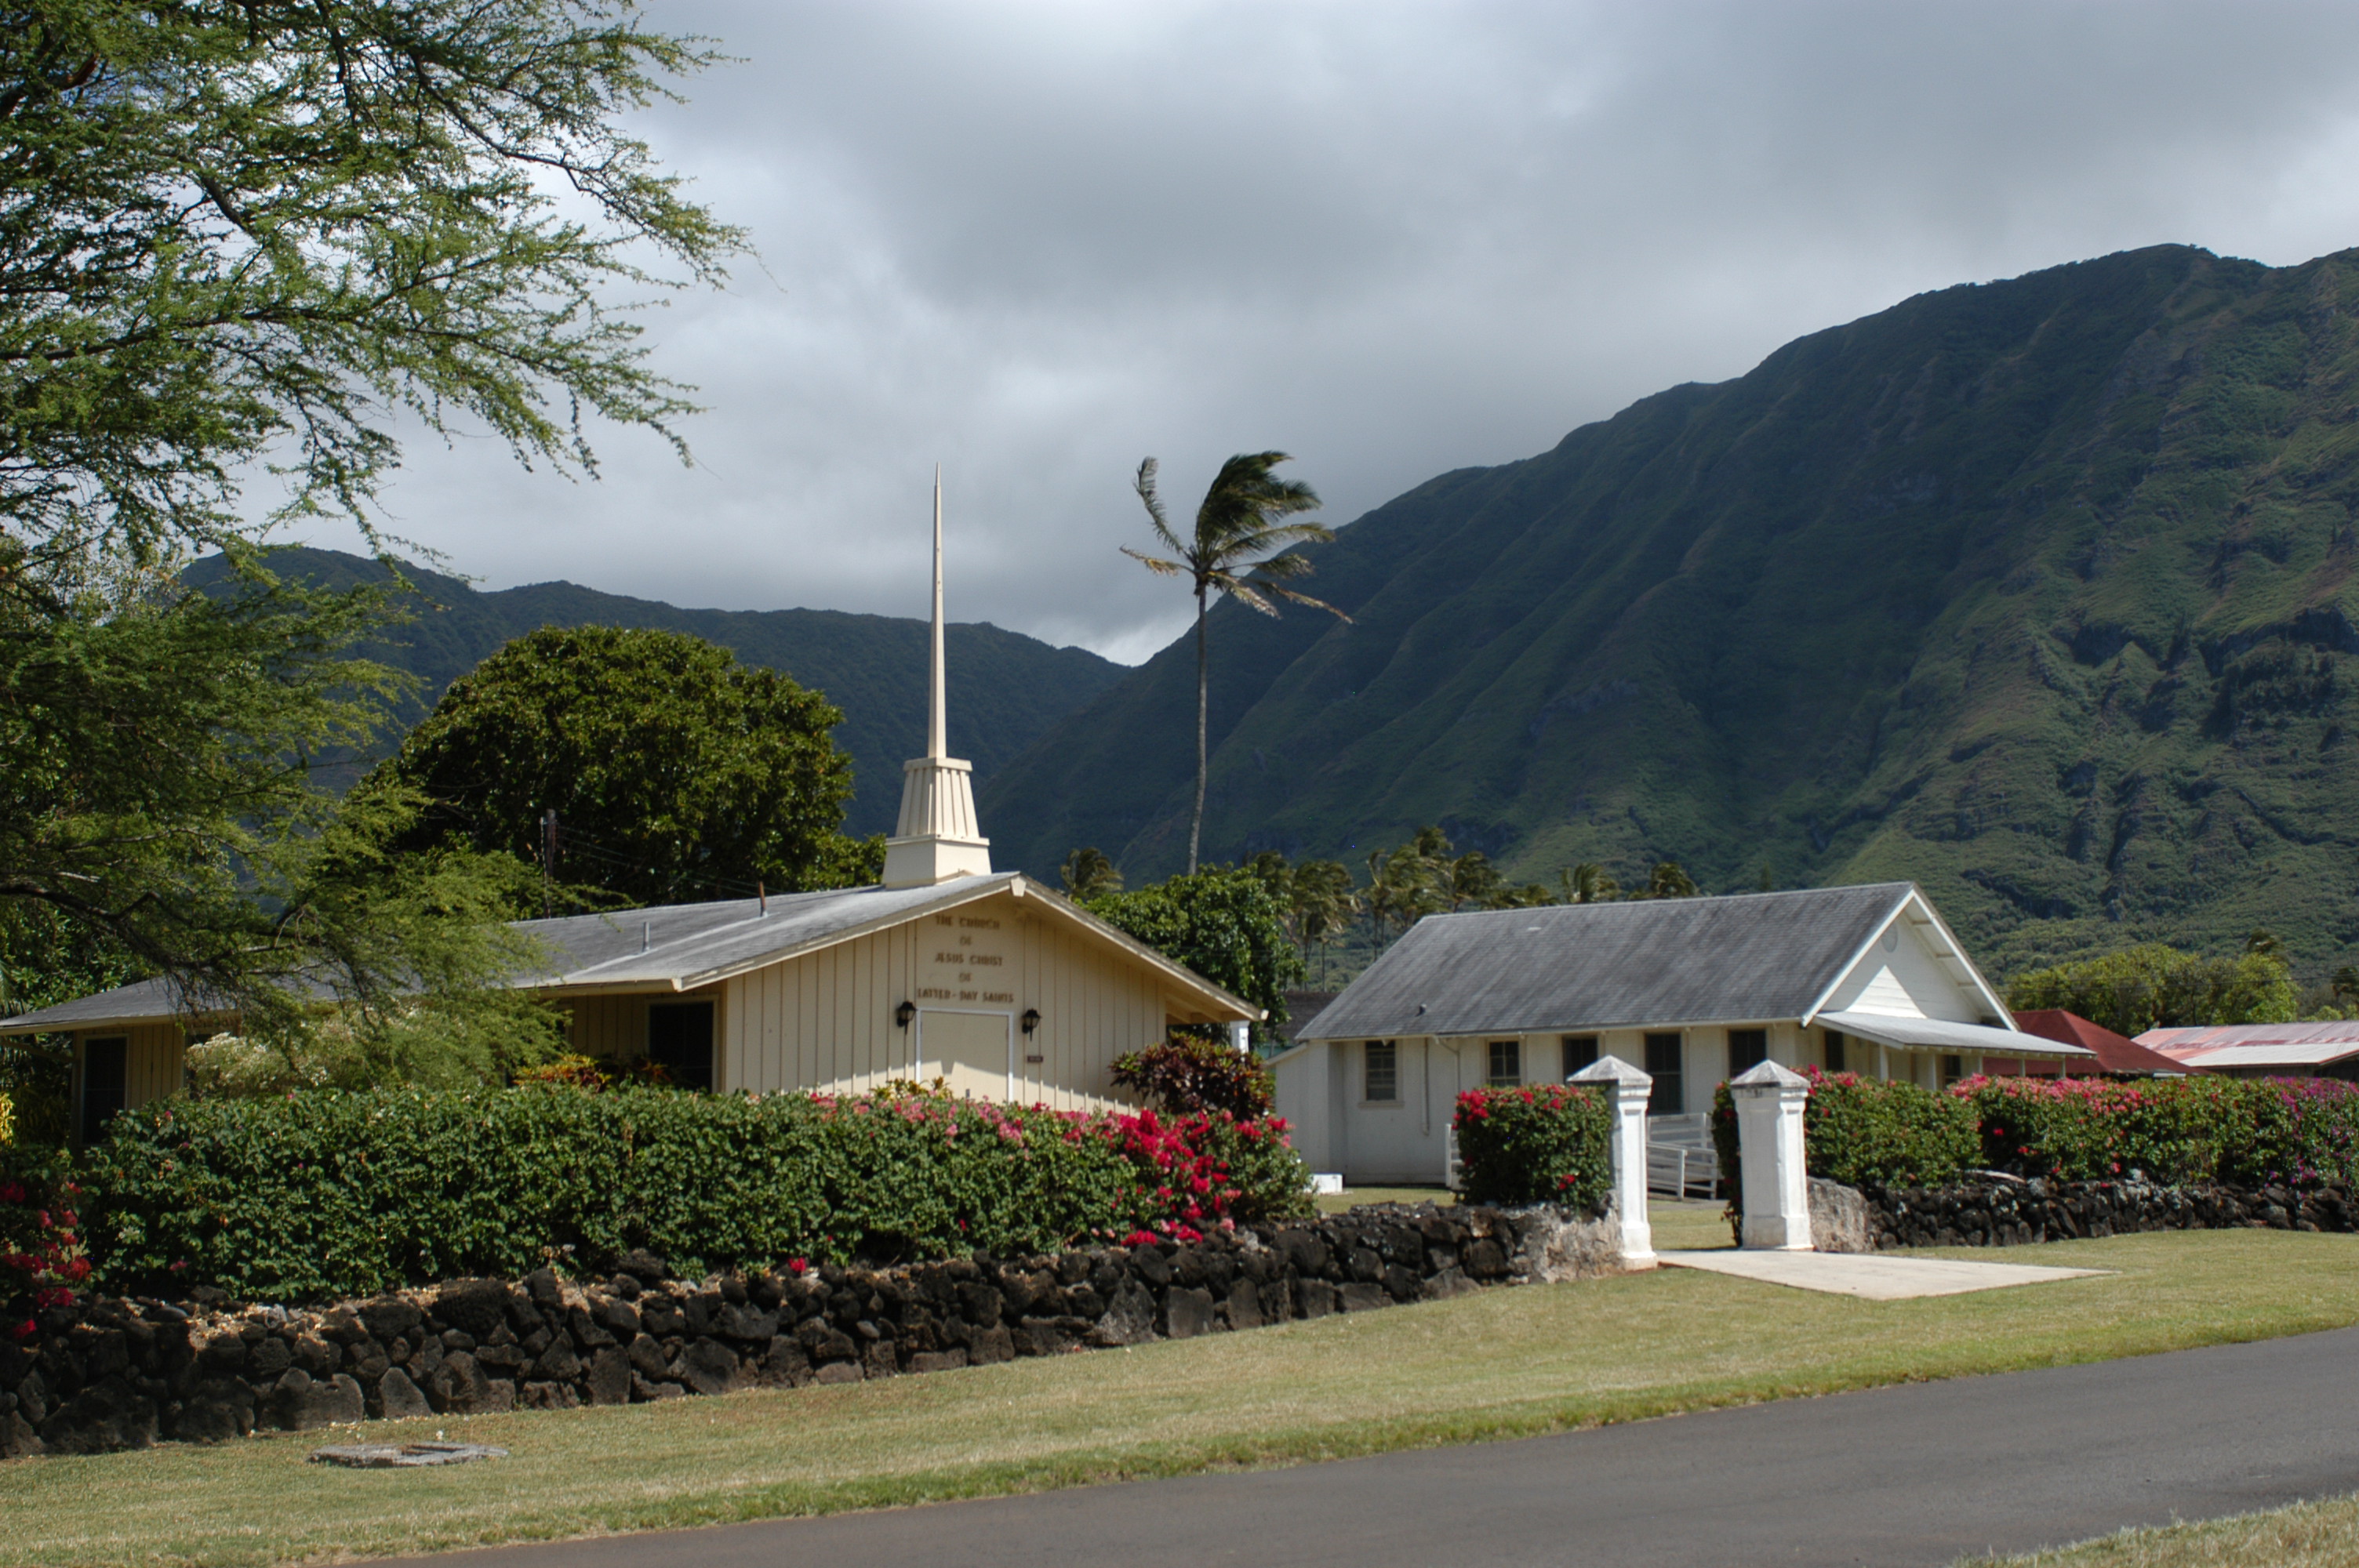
895,1000,915,1030
1021,1007,1041,1036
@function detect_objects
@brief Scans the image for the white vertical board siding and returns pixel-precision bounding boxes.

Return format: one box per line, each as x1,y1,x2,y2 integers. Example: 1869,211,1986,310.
718,891,1184,1111
122,1024,185,1109
1820,919,1986,1023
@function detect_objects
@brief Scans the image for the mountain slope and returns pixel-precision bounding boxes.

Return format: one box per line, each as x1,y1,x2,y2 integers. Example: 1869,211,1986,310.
980,245,2359,978
189,549,1125,837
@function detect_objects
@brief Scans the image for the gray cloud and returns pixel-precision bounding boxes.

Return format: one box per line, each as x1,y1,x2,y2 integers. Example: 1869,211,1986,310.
311,0,2359,663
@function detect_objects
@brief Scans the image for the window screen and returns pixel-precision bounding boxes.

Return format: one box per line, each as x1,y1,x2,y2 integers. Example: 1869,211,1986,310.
1824,1029,1847,1073
1644,1033,1684,1116
1727,1029,1768,1077
1487,1039,1521,1087
81,1036,127,1145
1561,1035,1599,1080
647,1001,716,1092
1364,1041,1398,1103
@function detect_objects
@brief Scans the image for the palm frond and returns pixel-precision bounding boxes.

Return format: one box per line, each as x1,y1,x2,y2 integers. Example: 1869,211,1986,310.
1121,545,1187,579
1258,581,1350,621
1133,458,1187,560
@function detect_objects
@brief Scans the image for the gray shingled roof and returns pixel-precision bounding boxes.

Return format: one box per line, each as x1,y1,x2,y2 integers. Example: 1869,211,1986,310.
1299,884,1919,1040
1,872,1257,1035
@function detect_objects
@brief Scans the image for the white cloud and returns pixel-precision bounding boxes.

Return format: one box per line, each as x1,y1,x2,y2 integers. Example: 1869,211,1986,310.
304,0,2359,661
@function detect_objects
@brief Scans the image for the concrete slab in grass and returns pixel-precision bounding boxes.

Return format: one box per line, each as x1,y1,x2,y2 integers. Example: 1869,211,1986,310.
1658,1249,2109,1300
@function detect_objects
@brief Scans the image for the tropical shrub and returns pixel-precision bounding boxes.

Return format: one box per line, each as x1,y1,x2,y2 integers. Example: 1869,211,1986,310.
2005,943,2299,1038
1085,866,1306,1039
1451,1084,1612,1210
1962,1074,2359,1189
87,1084,1312,1301
0,1142,89,1337
1110,1037,1274,1117
1713,1069,1979,1210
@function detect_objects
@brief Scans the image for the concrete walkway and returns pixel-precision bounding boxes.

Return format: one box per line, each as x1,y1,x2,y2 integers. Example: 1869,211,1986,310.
1659,1247,2110,1298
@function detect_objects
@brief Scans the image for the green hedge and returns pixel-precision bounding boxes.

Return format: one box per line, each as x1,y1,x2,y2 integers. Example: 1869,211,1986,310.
1713,1070,1981,1211
1450,1084,1612,1210
1965,1076,2359,1189
88,1086,1312,1301
1711,1072,2359,1217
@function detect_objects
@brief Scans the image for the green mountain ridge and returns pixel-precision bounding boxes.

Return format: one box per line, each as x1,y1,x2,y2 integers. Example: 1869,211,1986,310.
979,244,2359,981
186,549,1125,838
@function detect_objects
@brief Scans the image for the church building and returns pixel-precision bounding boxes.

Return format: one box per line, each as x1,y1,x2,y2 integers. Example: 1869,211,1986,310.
1,478,1260,1140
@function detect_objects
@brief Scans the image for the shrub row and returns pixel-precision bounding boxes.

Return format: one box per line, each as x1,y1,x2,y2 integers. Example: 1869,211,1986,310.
1450,1084,1613,1210
1712,1069,2359,1214
86,1086,1311,1301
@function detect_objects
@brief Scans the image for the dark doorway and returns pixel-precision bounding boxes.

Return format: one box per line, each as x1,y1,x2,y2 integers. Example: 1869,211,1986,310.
1644,1033,1683,1116
81,1036,127,1145
647,1002,715,1092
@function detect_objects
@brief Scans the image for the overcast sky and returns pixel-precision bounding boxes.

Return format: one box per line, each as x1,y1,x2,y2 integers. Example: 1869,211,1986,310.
311,1,2359,664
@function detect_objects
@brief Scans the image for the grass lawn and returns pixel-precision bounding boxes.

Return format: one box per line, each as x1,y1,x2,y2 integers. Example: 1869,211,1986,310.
5,1228,2354,1567
1959,1494,2359,1566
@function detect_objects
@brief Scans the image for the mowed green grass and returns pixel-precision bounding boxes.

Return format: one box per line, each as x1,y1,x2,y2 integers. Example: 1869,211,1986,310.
1960,1494,2359,1566
4,1229,2354,1568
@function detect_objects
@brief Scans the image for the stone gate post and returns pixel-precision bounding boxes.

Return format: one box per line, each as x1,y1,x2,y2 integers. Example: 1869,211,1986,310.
1730,1060,1812,1250
1570,1055,1656,1269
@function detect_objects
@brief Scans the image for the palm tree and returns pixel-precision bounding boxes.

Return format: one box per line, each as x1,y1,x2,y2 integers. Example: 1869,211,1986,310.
1559,862,1619,904
1059,846,1123,900
1127,452,1347,873
1645,861,1700,899
1288,858,1359,985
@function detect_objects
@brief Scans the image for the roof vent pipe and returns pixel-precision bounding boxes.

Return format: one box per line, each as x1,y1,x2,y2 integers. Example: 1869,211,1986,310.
642,920,650,953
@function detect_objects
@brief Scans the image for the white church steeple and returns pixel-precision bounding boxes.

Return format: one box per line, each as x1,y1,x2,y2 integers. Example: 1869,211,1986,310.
880,467,993,888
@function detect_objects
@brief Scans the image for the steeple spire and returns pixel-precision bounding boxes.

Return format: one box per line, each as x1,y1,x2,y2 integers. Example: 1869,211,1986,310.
928,464,946,759
881,466,992,888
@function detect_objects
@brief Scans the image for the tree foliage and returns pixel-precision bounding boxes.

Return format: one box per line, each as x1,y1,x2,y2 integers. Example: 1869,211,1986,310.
0,0,739,585
1059,846,1122,900
365,626,879,909
2005,942,2300,1039
1083,866,1305,1039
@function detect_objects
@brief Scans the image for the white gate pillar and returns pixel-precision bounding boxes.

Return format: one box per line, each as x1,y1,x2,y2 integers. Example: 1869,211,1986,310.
1730,1060,1812,1250
1570,1055,1656,1269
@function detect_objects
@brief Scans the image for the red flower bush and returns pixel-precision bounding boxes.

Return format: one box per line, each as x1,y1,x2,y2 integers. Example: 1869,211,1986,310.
1,1145,89,1334
1450,1084,1612,1210
1109,1038,1274,1117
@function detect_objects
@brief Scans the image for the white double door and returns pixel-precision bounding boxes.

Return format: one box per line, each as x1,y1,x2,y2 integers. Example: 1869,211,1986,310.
916,1007,1013,1102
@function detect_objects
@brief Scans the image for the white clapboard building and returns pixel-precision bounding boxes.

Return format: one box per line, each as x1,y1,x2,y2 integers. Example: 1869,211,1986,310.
1273,882,2090,1186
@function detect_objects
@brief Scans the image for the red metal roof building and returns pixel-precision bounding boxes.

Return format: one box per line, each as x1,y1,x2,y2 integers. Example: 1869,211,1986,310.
2136,1020,2359,1080
2009,1010,2197,1076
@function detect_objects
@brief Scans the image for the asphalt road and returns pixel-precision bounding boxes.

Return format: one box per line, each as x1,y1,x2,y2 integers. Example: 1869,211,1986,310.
388,1326,2359,1567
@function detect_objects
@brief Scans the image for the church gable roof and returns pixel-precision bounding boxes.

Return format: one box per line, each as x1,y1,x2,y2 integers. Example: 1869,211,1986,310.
1299,883,1928,1040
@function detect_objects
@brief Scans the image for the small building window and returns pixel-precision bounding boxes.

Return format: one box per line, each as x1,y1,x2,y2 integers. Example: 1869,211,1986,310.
1644,1033,1684,1116
647,1001,716,1092
1727,1029,1768,1077
1824,1029,1847,1073
1364,1040,1398,1103
1561,1035,1599,1080
1487,1039,1521,1086
1939,1053,1965,1087
81,1036,127,1145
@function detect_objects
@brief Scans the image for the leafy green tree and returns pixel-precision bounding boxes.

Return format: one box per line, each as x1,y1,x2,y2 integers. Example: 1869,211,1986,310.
1060,846,1124,900
1642,862,1701,899
1085,866,1306,1041
1560,862,1620,904
0,1,735,1071
2006,943,2300,1039
365,627,878,909
1125,453,1343,873
0,0,736,588
2,562,562,1086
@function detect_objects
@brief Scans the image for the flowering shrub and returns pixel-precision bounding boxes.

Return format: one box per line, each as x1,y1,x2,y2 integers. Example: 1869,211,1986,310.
1451,1084,1612,1210
1110,1038,1274,1116
88,1084,1314,1300
1713,1069,1979,1210
1962,1074,2359,1189
0,1145,90,1337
